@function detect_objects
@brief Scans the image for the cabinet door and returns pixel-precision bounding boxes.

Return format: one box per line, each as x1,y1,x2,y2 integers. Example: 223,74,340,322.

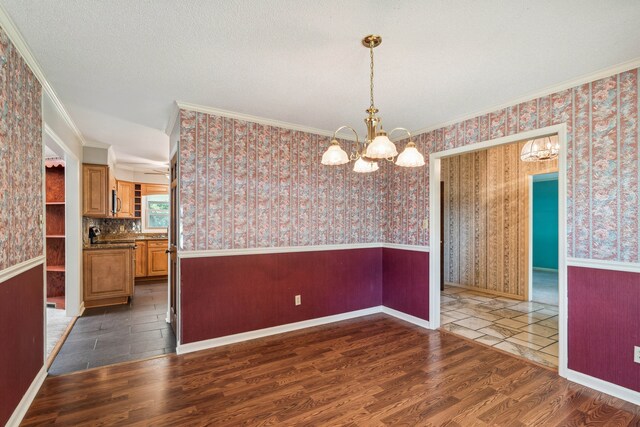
135,241,148,278
83,249,133,301
147,240,168,276
82,164,108,217
116,181,135,218
142,183,168,196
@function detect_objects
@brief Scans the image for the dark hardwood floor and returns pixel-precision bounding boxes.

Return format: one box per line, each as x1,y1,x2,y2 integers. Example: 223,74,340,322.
22,314,639,426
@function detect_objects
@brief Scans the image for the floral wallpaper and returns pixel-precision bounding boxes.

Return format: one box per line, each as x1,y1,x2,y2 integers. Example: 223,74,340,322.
179,68,639,262
0,26,43,271
179,110,385,251
391,68,639,262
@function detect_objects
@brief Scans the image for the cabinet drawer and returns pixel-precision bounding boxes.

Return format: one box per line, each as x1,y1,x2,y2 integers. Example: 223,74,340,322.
147,240,168,248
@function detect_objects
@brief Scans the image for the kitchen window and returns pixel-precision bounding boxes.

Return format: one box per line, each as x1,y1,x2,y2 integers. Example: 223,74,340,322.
142,194,169,231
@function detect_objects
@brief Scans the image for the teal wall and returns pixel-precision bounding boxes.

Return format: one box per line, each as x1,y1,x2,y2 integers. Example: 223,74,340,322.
532,179,558,269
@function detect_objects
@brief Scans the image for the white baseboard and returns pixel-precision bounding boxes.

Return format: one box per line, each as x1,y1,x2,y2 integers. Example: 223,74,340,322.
382,306,431,329
5,365,47,427
567,369,640,406
177,305,433,355
177,306,384,354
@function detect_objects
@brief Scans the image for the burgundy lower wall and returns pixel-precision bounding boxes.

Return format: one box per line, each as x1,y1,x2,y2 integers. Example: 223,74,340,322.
180,248,382,343
382,248,430,321
568,266,640,392
0,265,44,425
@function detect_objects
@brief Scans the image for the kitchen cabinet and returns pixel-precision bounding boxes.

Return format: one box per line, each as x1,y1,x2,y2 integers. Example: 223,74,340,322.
83,247,134,307
134,240,147,277
141,183,168,196
133,239,169,279
116,180,136,218
82,164,116,217
147,240,169,276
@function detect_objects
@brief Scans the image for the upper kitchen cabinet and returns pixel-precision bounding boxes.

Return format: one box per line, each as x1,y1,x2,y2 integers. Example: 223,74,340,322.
83,164,116,217
116,180,136,218
141,183,168,196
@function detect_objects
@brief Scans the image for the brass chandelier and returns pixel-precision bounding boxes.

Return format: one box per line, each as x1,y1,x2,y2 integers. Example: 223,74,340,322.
321,35,425,173
520,135,560,162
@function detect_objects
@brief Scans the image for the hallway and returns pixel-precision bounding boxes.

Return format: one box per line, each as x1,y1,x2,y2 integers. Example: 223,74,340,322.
49,281,175,375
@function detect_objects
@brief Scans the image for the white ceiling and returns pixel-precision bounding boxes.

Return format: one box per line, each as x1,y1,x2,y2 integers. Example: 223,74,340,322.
2,0,640,165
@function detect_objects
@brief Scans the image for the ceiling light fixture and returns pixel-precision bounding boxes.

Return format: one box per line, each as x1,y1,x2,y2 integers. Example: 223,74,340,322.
321,35,425,172
520,136,559,162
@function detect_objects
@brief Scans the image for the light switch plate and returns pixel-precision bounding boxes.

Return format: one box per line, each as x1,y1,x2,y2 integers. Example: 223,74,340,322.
295,295,301,306
634,346,640,364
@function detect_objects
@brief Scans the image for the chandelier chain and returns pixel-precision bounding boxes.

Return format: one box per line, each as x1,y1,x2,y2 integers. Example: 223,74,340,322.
369,43,374,109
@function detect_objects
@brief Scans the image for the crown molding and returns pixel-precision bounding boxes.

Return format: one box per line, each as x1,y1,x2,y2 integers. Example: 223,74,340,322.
412,57,640,136
0,4,85,146
175,101,357,141
44,123,79,161
164,101,180,136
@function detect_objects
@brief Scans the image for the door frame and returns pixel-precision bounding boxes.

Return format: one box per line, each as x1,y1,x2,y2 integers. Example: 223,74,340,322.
43,124,82,318
167,147,179,342
429,123,568,378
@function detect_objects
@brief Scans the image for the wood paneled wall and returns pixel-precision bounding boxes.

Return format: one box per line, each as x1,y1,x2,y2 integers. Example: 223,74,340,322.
442,139,558,299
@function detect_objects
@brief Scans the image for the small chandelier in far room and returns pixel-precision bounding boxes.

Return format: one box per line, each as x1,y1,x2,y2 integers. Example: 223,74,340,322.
320,35,425,173
520,135,560,162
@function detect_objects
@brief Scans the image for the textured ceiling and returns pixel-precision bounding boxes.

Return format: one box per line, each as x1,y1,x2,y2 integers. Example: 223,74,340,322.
2,0,640,165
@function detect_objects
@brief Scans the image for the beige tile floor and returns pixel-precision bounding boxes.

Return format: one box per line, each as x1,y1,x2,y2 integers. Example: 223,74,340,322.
46,308,73,357
440,285,559,368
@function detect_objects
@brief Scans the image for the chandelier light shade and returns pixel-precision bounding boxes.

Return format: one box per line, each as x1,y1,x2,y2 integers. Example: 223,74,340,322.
365,130,398,159
520,136,559,162
321,140,349,165
396,141,426,167
353,156,379,173
320,35,424,172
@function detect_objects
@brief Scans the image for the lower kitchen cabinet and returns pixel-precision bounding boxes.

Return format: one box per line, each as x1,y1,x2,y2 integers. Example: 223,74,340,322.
135,241,147,278
147,240,169,276
134,239,168,279
83,247,134,308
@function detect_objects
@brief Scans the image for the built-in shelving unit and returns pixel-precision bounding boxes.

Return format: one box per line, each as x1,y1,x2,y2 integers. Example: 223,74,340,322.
134,183,142,218
45,162,66,309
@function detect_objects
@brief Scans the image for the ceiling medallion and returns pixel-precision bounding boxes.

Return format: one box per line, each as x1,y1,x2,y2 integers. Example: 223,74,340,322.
321,35,425,172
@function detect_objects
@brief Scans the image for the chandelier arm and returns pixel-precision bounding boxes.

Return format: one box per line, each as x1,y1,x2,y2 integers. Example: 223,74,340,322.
387,127,413,142
332,125,362,156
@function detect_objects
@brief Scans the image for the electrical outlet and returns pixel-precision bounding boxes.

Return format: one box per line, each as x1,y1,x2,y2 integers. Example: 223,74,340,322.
634,346,640,364
119,225,125,232
422,218,428,229
295,295,301,306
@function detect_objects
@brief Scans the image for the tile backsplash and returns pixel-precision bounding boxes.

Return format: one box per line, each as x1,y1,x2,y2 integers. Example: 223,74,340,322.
83,217,141,243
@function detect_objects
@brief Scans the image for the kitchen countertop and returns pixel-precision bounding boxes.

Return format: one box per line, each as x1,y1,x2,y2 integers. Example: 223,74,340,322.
83,234,168,250
100,233,167,241
83,242,136,250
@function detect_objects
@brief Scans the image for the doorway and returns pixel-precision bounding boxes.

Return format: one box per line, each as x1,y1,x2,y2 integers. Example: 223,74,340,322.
168,152,178,336
43,140,74,365
429,124,568,377
529,173,559,306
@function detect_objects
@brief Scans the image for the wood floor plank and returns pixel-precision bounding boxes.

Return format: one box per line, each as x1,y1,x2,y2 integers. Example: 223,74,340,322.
21,314,638,426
